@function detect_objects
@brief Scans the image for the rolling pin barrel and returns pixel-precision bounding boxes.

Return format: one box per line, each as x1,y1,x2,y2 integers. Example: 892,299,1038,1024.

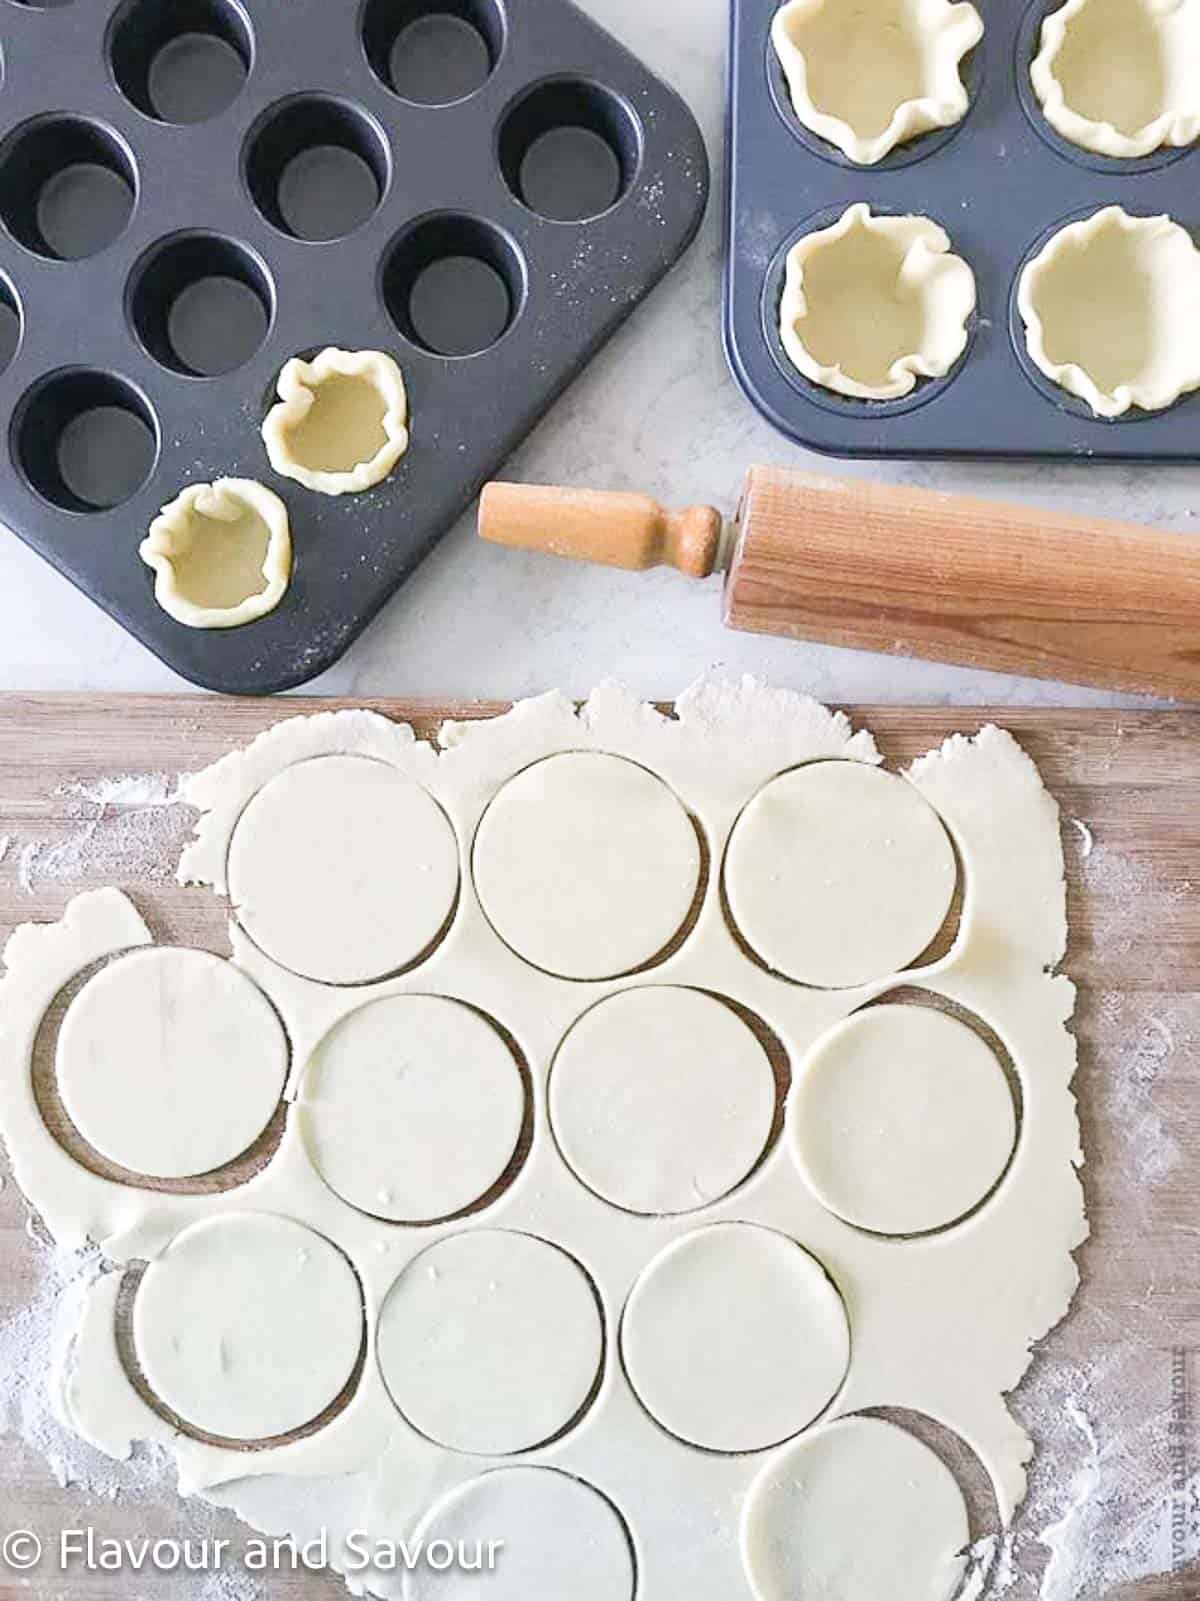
480,467,1200,699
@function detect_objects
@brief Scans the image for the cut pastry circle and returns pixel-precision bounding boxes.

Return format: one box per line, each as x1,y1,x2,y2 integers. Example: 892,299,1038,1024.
139,478,291,629
56,947,287,1180
724,761,956,990
1017,205,1200,418
791,1004,1017,1235
402,1467,635,1601
621,1223,849,1453
377,1230,603,1455
779,204,976,401
550,986,776,1215
298,994,524,1223
741,1415,969,1601
772,0,984,165
1031,0,1200,160
262,347,409,495
133,1212,363,1441
472,752,702,981
227,754,459,985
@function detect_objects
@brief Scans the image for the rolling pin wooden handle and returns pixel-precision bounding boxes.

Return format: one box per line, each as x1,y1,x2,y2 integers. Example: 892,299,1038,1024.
479,481,726,579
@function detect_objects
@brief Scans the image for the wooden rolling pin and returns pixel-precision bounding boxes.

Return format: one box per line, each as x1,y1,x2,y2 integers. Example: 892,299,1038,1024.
479,466,1200,699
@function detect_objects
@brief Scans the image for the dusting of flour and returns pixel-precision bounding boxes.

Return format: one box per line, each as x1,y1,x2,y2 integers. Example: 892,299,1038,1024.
12,773,191,896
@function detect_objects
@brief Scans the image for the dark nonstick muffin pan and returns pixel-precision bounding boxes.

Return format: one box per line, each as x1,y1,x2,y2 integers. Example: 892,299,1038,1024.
725,0,1200,460
0,0,708,692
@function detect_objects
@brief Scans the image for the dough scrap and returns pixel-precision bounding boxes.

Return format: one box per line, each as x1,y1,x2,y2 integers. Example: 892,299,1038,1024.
472,751,701,981
772,0,983,165
402,1467,635,1601
725,759,957,988
139,477,291,629
227,753,459,985
57,947,287,1180
377,1230,603,1455
133,1212,363,1441
779,204,976,400
1018,205,1200,418
622,1223,850,1453
262,347,409,496
550,985,776,1214
791,1003,1017,1234
1031,0,1200,159
298,994,524,1222
740,1415,968,1601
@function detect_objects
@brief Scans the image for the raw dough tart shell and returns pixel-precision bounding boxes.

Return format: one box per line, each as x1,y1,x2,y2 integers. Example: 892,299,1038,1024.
1018,205,1200,418
772,0,984,165
1031,0,1200,160
139,478,291,630
780,203,977,401
262,347,409,496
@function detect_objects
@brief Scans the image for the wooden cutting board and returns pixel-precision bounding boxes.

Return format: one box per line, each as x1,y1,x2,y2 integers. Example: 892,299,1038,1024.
0,695,1196,1601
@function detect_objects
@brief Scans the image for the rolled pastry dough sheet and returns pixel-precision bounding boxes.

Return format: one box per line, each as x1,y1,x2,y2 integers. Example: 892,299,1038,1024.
724,761,956,988
472,751,701,980
550,986,776,1214
133,1212,363,1441
298,994,525,1223
377,1230,603,1455
791,1004,1017,1235
227,754,459,985
622,1222,850,1453
56,947,287,1179
402,1467,635,1601
740,1415,968,1601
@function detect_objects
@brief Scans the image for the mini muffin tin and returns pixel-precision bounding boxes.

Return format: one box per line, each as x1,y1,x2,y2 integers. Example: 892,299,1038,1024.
0,0,708,693
725,0,1200,460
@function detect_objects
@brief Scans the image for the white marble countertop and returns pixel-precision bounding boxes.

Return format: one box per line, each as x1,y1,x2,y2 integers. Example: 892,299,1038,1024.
1,0,1193,707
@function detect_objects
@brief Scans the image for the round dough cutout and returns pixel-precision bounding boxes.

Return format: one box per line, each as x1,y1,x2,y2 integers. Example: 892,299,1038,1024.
378,1230,603,1455
792,1004,1016,1234
741,1415,969,1601
725,762,956,989
550,986,776,1215
402,1467,635,1601
621,1223,849,1453
57,947,287,1179
133,1212,363,1441
473,752,702,981
299,994,524,1222
227,755,459,985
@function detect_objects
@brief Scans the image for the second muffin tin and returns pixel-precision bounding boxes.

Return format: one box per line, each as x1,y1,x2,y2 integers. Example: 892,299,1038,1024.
724,0,1200,460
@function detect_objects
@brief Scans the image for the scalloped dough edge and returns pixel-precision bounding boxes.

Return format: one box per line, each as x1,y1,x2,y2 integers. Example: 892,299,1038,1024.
780,202,977,400
139,477,292,630
1031,0,1200,160
262,347,409,497
1017,205,1200,419
772,0,984,165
